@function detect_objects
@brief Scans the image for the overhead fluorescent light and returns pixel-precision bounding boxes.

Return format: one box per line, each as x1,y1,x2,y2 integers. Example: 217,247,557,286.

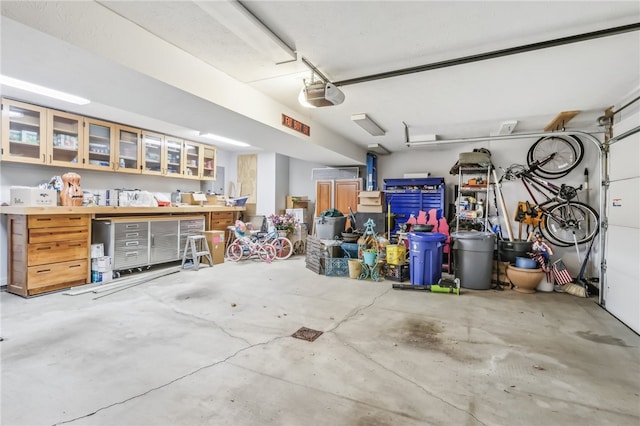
195,0,296,64
351,113,385,136
367,143,390,155
200,132,250,147
409,134,437,143
0,75,90,105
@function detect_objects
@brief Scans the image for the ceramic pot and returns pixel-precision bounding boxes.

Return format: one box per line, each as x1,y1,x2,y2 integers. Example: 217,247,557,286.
506,265,545,294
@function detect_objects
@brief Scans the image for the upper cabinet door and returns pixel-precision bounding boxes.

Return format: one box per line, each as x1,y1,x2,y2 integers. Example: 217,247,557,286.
164,136,183,177
141,131,165,175
115,125,141,174
182,141,201,180
47,109,83,168
202,146,216,180
1,99,47,164
84,117,115,171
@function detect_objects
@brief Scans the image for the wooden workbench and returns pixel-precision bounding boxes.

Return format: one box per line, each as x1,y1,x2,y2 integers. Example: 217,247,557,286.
1,205,244,297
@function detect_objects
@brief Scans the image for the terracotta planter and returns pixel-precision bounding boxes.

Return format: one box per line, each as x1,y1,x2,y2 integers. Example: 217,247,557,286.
506,265,545,294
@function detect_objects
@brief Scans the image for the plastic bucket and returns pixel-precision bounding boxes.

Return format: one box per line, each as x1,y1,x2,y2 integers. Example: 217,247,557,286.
315,216,347,240
498,240,532,263
408,232,447,286
451,231,496,290
348,259,361,279
386,244,406,265
363,251,376,265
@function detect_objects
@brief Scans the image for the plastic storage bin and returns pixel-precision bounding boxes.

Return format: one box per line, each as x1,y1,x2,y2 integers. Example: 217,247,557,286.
408,232,447,286
315,216,347,240
451,231,496,289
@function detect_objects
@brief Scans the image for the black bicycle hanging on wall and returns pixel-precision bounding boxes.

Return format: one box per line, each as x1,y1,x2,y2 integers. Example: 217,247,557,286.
500,135,598,247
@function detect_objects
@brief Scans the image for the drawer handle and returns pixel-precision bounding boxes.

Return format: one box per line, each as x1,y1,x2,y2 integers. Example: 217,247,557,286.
36,218,52,222
126,233,139,238
36,246,53,251
125,224,140,229
125,251,138,257
36,268,52,274
69,217,83,221
125,241,139,247
187,225,200,228
68,243,82,248
69,264,82,269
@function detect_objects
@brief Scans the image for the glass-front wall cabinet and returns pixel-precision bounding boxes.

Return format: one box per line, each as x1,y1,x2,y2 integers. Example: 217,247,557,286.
47,110,83,167
116,125,141,173
202,146,216,180
142,131,165,175
84,118,115,171
183,141,201,179
1,99,47,164
165,136,183,177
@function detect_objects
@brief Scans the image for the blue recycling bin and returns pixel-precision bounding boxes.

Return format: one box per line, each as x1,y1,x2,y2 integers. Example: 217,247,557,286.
408,232,447,286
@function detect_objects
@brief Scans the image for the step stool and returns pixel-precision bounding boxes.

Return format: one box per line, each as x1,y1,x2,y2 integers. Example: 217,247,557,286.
182,235,214,269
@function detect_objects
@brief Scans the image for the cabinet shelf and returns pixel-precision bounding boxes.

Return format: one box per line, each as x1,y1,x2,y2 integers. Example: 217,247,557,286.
9,140,40,147
88,151,110,157
53,146,78,152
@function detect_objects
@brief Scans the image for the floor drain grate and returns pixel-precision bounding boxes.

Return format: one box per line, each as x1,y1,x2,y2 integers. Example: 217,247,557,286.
291,327,323,342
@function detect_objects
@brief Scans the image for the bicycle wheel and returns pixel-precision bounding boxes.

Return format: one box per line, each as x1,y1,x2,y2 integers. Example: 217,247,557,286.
542,201,598,246
527,135,584,179
272,237,293,260
226,241,243,261
257,244,276,263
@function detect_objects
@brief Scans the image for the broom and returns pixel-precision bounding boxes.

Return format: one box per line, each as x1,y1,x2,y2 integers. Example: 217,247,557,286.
560,233,590,298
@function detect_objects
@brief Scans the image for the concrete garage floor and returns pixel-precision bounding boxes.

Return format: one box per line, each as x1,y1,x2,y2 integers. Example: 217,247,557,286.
1,256,639,426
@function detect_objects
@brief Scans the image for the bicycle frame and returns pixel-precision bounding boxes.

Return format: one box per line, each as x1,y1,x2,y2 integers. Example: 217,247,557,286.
502,154,598,247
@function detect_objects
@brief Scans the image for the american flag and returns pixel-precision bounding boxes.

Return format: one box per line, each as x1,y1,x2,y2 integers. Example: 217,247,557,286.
553,259,573,285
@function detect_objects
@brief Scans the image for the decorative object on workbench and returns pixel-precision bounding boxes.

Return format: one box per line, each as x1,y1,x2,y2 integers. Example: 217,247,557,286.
60,172,83,207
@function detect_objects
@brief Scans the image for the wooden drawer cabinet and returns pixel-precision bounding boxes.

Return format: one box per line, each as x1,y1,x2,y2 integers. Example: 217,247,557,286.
28,240,88,266
27,259,88,292
209,211,235,243
7,214,91,297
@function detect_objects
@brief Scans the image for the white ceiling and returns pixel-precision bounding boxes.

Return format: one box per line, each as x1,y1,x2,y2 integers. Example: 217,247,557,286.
1,1,639,166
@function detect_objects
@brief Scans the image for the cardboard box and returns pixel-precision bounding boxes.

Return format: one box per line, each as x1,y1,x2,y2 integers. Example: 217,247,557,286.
91,243,105,258
356,204,384,213
181,192,207,205
10,187,57,207
286,195,309,209
91,256,113,272
201,230,226,264
358,191,383,206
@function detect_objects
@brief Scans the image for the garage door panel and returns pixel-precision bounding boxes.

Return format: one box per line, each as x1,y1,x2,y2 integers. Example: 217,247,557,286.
604,226,640,334
609,118,639,182
607,178,640,227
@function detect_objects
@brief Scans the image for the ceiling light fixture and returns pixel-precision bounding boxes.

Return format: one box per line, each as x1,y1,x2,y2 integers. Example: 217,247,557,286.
0,75,90,105
194,0,296,64
351,113,385,136
200,132,250,147
367,143,391,155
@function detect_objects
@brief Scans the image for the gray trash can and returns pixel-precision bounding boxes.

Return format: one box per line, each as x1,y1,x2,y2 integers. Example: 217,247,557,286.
451,231,496,290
